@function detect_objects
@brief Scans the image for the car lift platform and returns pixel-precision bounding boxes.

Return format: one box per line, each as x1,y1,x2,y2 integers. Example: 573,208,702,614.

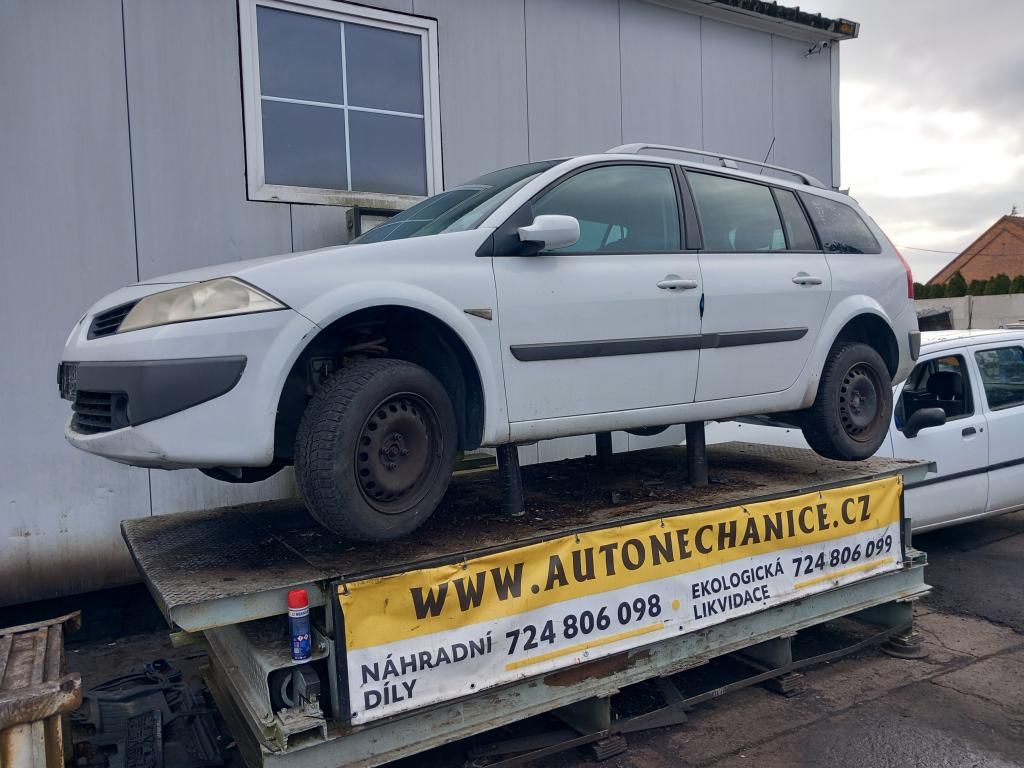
121,442,934,768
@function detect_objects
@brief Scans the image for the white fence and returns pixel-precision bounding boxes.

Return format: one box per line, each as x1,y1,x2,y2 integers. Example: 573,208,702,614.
914,295,1024,330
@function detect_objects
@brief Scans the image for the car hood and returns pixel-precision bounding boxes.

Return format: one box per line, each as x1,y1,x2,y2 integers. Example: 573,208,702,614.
135,248,345,286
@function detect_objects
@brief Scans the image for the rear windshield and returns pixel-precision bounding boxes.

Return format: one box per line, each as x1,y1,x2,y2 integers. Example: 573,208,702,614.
353,160,560,244
799,193,881,254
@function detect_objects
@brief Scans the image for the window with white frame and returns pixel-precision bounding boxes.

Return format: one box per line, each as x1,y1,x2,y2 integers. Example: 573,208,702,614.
239,0,441,206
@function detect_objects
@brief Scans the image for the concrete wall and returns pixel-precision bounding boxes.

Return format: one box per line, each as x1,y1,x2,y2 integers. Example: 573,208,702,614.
0,0,839,605
915,296,1024,330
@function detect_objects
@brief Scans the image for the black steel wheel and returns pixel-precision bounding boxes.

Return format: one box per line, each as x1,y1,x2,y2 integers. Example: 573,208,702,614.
354,393,445,514
294,359,457,541
802,342,893,461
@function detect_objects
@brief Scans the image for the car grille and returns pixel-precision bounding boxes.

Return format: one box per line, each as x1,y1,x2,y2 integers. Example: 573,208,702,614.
72,391,129,434
88,301,137,339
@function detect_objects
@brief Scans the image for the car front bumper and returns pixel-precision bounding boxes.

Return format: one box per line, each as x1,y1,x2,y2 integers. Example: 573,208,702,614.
61,308,318,469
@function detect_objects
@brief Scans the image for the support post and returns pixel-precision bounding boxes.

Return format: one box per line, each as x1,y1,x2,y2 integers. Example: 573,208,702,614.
497,444,525,518
595,432,613,466
685,421,708,487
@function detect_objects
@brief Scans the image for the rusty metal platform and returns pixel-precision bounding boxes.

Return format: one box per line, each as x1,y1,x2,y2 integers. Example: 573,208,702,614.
121,443,930,633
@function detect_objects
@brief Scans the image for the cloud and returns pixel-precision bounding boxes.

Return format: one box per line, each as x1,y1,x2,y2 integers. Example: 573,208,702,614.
804,0,1024,280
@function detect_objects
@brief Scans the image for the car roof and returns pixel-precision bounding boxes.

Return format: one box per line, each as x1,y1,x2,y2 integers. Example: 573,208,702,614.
921,328,1024,352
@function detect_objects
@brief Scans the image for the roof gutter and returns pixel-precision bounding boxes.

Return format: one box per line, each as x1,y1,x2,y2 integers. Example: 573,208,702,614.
652,0,860,42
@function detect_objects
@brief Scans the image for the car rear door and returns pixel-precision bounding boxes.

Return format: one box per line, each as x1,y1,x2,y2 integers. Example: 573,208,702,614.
970,340,1024,515
686,172,831,401
893,349,989,529
491,162,703,423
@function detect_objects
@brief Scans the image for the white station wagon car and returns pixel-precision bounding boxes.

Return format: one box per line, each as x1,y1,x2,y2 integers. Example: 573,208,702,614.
708,329,1024,532
60,144,919,541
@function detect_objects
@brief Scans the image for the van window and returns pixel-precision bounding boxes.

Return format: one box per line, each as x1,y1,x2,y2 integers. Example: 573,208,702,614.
974,346,1024,410
896,355,973,429
799,194,881,254
688,172,785,252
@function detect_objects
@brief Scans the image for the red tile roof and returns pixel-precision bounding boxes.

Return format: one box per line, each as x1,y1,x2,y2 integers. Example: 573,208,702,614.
928,216,1024,284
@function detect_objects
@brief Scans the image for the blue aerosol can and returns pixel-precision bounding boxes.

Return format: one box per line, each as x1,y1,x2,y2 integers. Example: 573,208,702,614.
288,588,312,661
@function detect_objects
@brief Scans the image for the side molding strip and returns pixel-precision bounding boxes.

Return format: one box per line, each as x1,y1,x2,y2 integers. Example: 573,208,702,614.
510,328,807,362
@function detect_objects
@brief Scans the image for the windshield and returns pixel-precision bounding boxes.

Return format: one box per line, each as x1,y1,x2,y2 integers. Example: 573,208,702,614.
353,160,561,244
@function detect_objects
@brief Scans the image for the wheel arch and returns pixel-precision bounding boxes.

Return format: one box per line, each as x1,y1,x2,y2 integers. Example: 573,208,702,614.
274,304,490,461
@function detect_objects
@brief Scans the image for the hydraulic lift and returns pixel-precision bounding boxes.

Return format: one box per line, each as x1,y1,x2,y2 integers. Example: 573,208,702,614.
121,440,933,768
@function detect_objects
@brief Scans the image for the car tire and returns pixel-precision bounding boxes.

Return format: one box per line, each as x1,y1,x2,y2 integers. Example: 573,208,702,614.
294,358,457,541
200,464,284,484
801,342,893,461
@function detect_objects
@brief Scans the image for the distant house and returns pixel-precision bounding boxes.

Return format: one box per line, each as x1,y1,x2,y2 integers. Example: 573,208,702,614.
929,215,1024,284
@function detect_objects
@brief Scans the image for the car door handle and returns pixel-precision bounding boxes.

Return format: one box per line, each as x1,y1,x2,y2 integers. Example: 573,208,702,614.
657,276,699,290
792,273,823,286
962,426,976,437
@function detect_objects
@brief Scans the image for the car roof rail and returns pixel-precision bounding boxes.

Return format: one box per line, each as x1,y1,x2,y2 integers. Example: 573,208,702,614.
606,143,828,189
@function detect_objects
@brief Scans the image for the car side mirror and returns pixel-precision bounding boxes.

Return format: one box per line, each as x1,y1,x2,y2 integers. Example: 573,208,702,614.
903,407,947,438
517,215,580,253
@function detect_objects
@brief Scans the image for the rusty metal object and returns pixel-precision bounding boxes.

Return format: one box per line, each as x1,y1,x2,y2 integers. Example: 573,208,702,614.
0,611,81,768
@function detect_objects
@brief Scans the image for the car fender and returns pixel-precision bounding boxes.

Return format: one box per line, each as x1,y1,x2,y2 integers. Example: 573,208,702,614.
796,295,896,408
279,281,510,445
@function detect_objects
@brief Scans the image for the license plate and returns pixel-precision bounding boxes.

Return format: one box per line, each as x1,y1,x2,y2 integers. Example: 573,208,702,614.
59,362,78,401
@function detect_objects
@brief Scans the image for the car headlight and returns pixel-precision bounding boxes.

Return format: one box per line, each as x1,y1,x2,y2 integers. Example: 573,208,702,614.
118,277,286,333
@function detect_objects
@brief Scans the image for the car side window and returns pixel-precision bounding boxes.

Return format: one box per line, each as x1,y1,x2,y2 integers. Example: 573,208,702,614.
687,172,785,252
773,189,818,250
895,354,974,430
531,164,681,253
799,194,881,254
973,346,1024,410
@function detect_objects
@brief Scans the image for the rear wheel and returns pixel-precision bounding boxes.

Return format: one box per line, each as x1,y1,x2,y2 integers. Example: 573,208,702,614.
294,359,457,541
801,342,892,461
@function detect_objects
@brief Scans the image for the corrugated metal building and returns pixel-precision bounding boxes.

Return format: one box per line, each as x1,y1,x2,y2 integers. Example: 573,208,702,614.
0,0,856,606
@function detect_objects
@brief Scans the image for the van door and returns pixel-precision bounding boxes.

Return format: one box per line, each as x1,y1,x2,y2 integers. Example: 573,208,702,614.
970,342,1024,515
893,350,989,529
687,173,831,401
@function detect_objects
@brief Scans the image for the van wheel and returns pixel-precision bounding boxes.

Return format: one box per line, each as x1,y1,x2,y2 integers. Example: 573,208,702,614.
294,359,457,541
801,342,892,461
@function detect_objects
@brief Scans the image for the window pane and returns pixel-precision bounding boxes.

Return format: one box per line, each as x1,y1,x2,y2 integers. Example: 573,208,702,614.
345,23,424,114
348,111,426,195
774,189,818,250
688,173,784,252
532,165,680,253
261,100,347,189
896,355,973,428
974,346,1024,410
800,194,881,254
257,7,344,104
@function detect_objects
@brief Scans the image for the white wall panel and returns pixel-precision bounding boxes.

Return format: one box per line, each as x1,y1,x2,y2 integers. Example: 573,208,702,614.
619,0,702,148
0,0,151,605
524,0,622,160
123,0,293,280
700,18,773,162
291,205,350,251
772,36,832,185
413,0,530,186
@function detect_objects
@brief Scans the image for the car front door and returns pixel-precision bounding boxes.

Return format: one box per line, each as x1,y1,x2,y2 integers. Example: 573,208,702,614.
491,162,702,423
686,173,831,401
893,350,989,529
970,341,1024,515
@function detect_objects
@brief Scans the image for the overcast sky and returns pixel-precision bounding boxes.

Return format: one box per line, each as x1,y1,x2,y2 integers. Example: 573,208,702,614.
802,0,1024,281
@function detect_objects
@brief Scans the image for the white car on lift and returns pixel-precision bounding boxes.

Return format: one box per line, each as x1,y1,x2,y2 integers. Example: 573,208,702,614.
709,329,1024,531
60,144,919,541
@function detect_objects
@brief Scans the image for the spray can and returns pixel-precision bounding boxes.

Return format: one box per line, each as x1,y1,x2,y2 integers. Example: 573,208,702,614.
288,588,311,661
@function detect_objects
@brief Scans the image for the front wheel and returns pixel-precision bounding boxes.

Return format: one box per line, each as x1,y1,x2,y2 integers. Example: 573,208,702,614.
801,342,892,461
294,359,457,541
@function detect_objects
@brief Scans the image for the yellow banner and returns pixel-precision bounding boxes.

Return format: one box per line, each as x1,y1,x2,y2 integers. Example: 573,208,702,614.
339,475,902,651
